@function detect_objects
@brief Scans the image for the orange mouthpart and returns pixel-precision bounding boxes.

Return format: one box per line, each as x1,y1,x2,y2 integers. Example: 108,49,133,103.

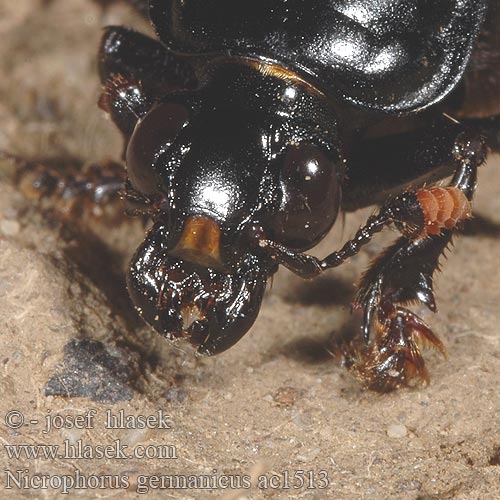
171,215,224,270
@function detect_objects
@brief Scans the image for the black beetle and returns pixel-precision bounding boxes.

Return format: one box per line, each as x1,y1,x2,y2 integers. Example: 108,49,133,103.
37,0,500,390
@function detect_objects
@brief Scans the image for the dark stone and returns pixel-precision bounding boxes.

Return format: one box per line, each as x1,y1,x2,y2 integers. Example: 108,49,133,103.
45,338,141,403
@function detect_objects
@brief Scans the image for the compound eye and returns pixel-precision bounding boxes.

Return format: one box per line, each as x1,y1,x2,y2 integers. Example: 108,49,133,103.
126,102,189,195
271,144,340,250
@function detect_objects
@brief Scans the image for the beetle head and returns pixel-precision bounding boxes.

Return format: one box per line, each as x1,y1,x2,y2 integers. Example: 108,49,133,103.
125,62,343,353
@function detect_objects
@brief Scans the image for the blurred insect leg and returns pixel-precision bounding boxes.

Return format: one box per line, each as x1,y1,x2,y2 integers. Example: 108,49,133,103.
2,152,126,218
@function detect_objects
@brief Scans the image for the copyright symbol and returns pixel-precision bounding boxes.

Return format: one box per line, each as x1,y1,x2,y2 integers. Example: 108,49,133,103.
5,410,24,429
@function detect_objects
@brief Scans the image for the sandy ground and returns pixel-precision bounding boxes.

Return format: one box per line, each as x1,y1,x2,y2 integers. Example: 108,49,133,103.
0,1,499,499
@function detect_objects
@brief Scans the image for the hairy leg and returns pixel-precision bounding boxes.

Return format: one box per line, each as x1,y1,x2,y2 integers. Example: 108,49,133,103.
258,119,492,390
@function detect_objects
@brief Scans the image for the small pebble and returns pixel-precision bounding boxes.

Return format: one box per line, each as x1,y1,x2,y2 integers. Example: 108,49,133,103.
387,423,408,438
273,386,301,406
296,448,320,462
489,447,500,466
12,351,24,363
398,480,422,491
291,412,312,430
164,387,186,403
0,219,20,236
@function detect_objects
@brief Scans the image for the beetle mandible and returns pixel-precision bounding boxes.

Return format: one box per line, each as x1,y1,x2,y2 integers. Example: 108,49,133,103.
28,0,500,391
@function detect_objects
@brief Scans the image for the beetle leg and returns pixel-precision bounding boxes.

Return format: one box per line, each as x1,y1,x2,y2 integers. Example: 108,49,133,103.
347,234,449,391
2,152,127,219
99,27,197,144
259,211,390,279
260,128,488,390
343,130,488,390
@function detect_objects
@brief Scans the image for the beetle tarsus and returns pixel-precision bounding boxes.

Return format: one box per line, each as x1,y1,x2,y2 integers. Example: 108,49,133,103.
260,125,488,390
2,152,126,218
349,129,486,390
343,304,446,392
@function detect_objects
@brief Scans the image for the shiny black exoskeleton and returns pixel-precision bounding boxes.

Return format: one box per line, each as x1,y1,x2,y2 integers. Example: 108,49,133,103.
98,0,500,390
